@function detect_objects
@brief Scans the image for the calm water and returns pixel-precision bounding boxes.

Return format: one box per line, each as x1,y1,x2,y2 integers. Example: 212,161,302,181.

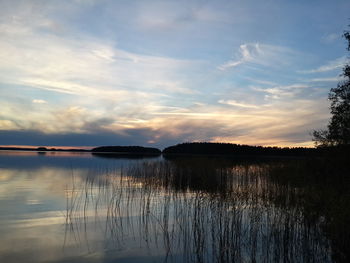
0,151,340,262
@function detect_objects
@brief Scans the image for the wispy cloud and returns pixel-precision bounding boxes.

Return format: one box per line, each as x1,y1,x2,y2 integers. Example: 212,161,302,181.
0,12,201,101
218,43,297,70
218,43,258,70
218,99,259,109
309,76,344,82
252,84,310,100
244,77,277,86
299,56,347,73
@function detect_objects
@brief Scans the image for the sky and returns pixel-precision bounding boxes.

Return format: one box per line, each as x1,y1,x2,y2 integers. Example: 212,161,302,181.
0,0,349,149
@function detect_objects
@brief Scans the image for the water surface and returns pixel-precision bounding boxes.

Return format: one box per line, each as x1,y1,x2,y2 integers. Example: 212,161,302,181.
0,151,343,262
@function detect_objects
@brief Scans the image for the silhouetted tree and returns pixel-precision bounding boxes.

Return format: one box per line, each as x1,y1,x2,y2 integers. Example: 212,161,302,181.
313,28,350,147
36,147,47,151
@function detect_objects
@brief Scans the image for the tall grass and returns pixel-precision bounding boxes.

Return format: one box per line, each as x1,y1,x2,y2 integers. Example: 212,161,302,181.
64,157,347,262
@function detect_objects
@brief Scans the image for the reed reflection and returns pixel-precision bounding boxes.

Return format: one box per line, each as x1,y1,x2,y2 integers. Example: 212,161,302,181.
64,158,336,262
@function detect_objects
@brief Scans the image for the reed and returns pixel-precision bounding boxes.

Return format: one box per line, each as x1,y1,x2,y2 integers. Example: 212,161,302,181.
64,157,348,262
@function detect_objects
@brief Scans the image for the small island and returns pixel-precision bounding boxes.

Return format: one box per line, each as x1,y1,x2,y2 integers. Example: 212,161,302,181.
91,146,161,156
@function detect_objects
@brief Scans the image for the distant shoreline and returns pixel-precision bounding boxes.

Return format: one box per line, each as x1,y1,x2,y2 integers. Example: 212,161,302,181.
0,147,90,152
0,142,323,157
0,145,162,156
3,142,348,158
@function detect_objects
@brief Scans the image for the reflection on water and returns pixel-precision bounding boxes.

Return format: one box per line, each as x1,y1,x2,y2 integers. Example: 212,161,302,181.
0,151,160,263
64,160,332,263
0,152,346,262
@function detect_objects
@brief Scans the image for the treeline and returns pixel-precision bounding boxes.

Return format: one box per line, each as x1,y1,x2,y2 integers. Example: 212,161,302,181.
162,142,318,156
3,143,348,157
91,146,161,155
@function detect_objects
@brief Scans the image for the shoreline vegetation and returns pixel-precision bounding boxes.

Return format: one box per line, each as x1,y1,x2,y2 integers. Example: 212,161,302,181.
0,142,349,157
91,146,161,157
62,146,349,262
0,142,348,157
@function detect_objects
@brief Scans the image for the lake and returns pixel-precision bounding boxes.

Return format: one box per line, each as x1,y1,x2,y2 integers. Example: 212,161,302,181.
0,151,347,262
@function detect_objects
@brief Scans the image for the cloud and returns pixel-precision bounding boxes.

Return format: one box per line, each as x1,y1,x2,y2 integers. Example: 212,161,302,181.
218,99,259,109
0,0,340,148
252,83,310,100
32,99,47,104
299,56,347,73
0,94,328,148
309,76,344,82
0,129,152,147
244,78,277,86
218,43,257,70
0,120,19,130
218,43,297,70
0,9,206,139
0,15,201,102
210,99,329,147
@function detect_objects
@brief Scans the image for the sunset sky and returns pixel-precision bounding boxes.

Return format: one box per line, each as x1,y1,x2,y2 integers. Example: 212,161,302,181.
0,0,349,148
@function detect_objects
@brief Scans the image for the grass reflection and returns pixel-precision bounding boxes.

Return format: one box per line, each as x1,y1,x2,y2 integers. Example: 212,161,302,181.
65,157,348,262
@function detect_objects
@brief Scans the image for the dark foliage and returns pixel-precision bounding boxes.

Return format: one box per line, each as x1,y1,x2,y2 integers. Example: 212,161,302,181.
92,152,160,159
313,28,350,146
268,156,350,263
91,145,161,155
162,142,316,156
36,147,47,151
124,155,350,262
